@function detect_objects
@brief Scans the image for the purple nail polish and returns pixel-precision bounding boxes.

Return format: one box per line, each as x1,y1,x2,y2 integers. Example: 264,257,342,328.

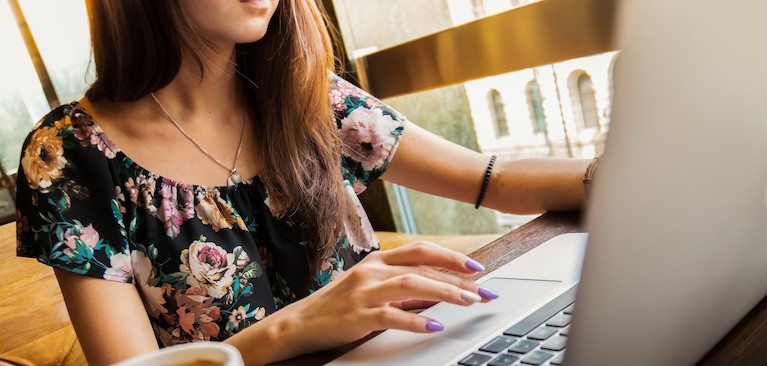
426,320,444,332
465,258,485,272
478,287,500,300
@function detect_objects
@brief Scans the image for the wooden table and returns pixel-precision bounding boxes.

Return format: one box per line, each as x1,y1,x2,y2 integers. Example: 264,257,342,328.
273,211,767,365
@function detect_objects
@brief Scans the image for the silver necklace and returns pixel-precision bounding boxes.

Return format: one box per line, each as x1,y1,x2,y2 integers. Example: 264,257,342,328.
150,92,246,185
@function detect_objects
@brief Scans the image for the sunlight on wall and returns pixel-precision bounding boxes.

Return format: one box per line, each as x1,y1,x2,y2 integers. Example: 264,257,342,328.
18,0,92,104
0,2,48,114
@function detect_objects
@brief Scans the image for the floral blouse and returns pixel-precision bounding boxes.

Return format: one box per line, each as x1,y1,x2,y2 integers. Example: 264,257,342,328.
15,75,407,346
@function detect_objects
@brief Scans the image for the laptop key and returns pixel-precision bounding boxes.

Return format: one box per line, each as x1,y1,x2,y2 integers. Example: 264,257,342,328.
479,336,517,353
550,352,566,365
520,350,554,365
541,336,568,351
527,326,557,340
560,326,570,336
458,353,492,366
563,303,575,315
546,314,572,327
503,288,576,337
488,353,520,366
508,339,539,354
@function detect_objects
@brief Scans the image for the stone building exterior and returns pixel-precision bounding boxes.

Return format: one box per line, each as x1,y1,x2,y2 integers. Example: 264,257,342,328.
464,52,617,161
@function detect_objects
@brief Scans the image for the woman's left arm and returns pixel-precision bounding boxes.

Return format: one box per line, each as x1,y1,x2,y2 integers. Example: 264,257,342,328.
381,121,592,214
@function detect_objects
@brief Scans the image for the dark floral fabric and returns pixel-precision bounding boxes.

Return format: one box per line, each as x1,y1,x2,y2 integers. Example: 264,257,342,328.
15,74,407,346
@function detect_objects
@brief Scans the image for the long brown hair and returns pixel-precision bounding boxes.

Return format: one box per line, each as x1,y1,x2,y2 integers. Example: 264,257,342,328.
85,0,361,276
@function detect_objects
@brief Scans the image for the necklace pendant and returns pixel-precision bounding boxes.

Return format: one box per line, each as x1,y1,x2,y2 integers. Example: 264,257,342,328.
228,169,242,185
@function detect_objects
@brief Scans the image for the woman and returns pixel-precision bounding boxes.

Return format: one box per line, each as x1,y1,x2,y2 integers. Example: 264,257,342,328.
15,0,593,365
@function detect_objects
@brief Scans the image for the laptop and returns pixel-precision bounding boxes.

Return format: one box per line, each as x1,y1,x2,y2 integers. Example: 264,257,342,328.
328,0,767,365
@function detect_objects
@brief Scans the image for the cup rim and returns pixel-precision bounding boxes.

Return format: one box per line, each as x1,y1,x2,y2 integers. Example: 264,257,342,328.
111,342,243,366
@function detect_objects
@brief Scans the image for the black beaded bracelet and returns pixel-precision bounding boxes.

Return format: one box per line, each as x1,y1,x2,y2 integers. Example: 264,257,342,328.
475,155,497,209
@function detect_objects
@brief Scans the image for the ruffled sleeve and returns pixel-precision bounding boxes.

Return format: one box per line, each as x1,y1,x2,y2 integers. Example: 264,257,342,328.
331,74,407,195
15,103,134,283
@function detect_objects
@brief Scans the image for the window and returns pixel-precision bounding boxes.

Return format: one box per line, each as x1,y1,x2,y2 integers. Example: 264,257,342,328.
487,89,509,137
471,0,486,18
571,71,600,131
526,79,547,134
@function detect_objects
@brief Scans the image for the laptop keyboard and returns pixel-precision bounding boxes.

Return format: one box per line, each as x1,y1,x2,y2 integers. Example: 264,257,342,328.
454,286,577,366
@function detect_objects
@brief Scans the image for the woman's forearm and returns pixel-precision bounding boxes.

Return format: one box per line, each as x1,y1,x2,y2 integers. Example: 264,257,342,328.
381,122,594,214
482,158,592,214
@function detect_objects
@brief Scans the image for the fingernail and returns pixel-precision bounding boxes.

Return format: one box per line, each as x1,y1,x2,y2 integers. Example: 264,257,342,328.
426,320,444,332
465,258,485,272
460,289,482,303
478,287,500,300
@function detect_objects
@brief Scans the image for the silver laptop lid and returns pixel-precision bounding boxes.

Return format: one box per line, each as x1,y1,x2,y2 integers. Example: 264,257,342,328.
566,1,767,365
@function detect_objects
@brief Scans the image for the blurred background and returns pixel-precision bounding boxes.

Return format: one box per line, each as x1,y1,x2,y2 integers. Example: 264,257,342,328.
1,0,616,235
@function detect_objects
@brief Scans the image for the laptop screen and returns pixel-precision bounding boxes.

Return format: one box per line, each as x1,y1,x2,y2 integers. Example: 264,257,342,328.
566,0,767,364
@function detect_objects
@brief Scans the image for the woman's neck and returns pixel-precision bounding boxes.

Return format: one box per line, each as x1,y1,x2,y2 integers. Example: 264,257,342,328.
153,44,243,118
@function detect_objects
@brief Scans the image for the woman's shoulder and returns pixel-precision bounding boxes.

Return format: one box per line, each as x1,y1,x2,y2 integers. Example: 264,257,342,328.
24,101,120,160
20,101,122,190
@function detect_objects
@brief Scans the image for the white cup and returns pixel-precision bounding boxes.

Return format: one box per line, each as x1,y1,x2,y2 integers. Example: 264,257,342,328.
111,342,244,366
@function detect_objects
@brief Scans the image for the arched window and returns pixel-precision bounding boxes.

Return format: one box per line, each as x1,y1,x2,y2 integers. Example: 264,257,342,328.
471,0,486,18
487,89,509,137
571,71,600,131
526,80,546,134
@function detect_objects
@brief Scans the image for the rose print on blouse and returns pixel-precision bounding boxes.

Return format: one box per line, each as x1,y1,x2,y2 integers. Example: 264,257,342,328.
21,126,67,190
170,286,222,342
32,214,129,277
104,252,131,280
195,188,246,232
330,75,405,193
124,177,138,203
314,249,346,287
343,182,379,254
235,247,250,268
180,240,236,299
114,240,265,345
62,223,100,257
54,223,100,268
228,306,248,329
70,107,118,159
227,305,265,332
20,115,92,214
159,240,265,342
339,106,402,171
157,181,195,237
124,174,159,216
330,80,361,111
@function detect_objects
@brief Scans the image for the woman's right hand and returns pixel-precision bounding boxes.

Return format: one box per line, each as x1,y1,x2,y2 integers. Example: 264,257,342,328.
228,241,499,364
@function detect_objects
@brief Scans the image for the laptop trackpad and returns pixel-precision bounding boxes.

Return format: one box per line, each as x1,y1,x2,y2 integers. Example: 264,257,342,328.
428,277,562,341
329,277,563,365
